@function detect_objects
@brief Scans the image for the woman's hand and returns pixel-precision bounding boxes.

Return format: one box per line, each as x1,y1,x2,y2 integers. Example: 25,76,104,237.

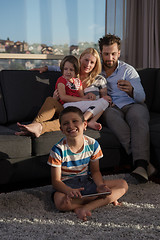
103,95,112,105
30,66,48,73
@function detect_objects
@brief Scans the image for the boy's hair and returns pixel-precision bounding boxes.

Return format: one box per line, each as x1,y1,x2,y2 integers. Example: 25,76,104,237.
60,55,79,77
98,34,121,52
59,106,84,124
79,48,101,88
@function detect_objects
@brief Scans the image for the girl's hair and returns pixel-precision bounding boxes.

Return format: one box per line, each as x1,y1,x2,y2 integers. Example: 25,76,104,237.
79,48,101,88
60,55,79,77
59,106,84,124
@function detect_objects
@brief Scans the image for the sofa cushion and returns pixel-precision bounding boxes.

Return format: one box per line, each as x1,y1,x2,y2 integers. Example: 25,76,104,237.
32,131,64,156
0,70,61,123
0,135,32,159
138,68,157,111
0,124,32,159
86,128,121,148
32,127,121,157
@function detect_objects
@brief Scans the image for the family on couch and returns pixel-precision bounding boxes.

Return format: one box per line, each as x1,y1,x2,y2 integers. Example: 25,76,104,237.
16,34,152,184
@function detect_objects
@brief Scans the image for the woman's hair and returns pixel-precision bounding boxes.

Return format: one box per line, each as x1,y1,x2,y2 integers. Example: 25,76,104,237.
59,106,84,124
79,48,101,88
60,55,79,77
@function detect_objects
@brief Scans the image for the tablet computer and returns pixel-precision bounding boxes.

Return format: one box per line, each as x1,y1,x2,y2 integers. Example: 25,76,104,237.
81,191,111,198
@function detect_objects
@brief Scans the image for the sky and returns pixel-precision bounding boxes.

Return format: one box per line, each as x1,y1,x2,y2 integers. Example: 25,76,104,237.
0,0,125,46
0,0,106,46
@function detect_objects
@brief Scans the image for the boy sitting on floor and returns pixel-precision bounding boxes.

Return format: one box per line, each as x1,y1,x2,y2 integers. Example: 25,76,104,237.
47,106,128,221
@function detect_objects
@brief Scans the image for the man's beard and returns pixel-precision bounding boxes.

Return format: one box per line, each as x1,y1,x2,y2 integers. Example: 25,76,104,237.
103,60,117,69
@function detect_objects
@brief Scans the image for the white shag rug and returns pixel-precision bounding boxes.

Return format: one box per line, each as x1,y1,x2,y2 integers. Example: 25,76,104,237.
0,174,160,240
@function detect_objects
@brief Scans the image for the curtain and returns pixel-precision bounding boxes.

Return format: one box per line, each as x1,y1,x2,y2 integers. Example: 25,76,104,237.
125,0,160,68
105,0,127,60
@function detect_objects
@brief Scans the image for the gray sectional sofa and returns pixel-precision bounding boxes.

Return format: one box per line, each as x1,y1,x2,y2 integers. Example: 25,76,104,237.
0,68,160,191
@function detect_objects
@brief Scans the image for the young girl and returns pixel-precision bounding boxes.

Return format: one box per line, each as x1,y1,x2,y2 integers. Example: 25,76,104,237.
56,55,109,130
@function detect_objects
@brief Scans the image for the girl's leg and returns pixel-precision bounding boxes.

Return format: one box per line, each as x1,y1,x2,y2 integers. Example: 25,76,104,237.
41,119,60,134
16,97,63,137
83,98,109,130
86,111,104,130
63,98,108,114
34,97,63,123
16,118,61,137
16,122,43,137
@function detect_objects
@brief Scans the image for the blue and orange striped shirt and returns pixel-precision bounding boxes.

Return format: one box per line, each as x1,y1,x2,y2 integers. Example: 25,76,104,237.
47,135,103,181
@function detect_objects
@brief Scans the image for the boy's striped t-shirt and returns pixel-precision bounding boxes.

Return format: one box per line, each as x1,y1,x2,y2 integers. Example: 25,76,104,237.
47,135,103,181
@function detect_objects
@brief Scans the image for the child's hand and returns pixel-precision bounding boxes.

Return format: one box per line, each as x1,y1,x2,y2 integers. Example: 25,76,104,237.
97,184,112,195
66,187,84,200
53,89,59,99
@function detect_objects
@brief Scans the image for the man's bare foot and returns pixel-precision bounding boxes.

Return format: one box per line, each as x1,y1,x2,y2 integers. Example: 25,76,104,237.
87,121,102,131
15,122,42,137
74,207,92,221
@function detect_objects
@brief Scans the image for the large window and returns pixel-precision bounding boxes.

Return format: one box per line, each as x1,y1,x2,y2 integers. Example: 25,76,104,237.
0,0,106,69
0,0,126,69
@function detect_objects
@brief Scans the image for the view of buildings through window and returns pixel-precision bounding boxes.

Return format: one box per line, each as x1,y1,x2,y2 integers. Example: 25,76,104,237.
0,0,126,70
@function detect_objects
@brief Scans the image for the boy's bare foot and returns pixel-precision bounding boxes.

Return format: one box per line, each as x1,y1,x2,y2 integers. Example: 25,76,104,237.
87,121,102,131
112,200,122,206
74,207,92,221
15,122,42,137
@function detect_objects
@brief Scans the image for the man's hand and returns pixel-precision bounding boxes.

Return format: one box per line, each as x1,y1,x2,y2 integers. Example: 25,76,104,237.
30,66,48,73
117,80,133,98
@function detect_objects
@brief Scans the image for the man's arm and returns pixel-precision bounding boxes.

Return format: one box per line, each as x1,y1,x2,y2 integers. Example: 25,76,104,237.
30,65,60,73
47,65,61,72
118,67,145,102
